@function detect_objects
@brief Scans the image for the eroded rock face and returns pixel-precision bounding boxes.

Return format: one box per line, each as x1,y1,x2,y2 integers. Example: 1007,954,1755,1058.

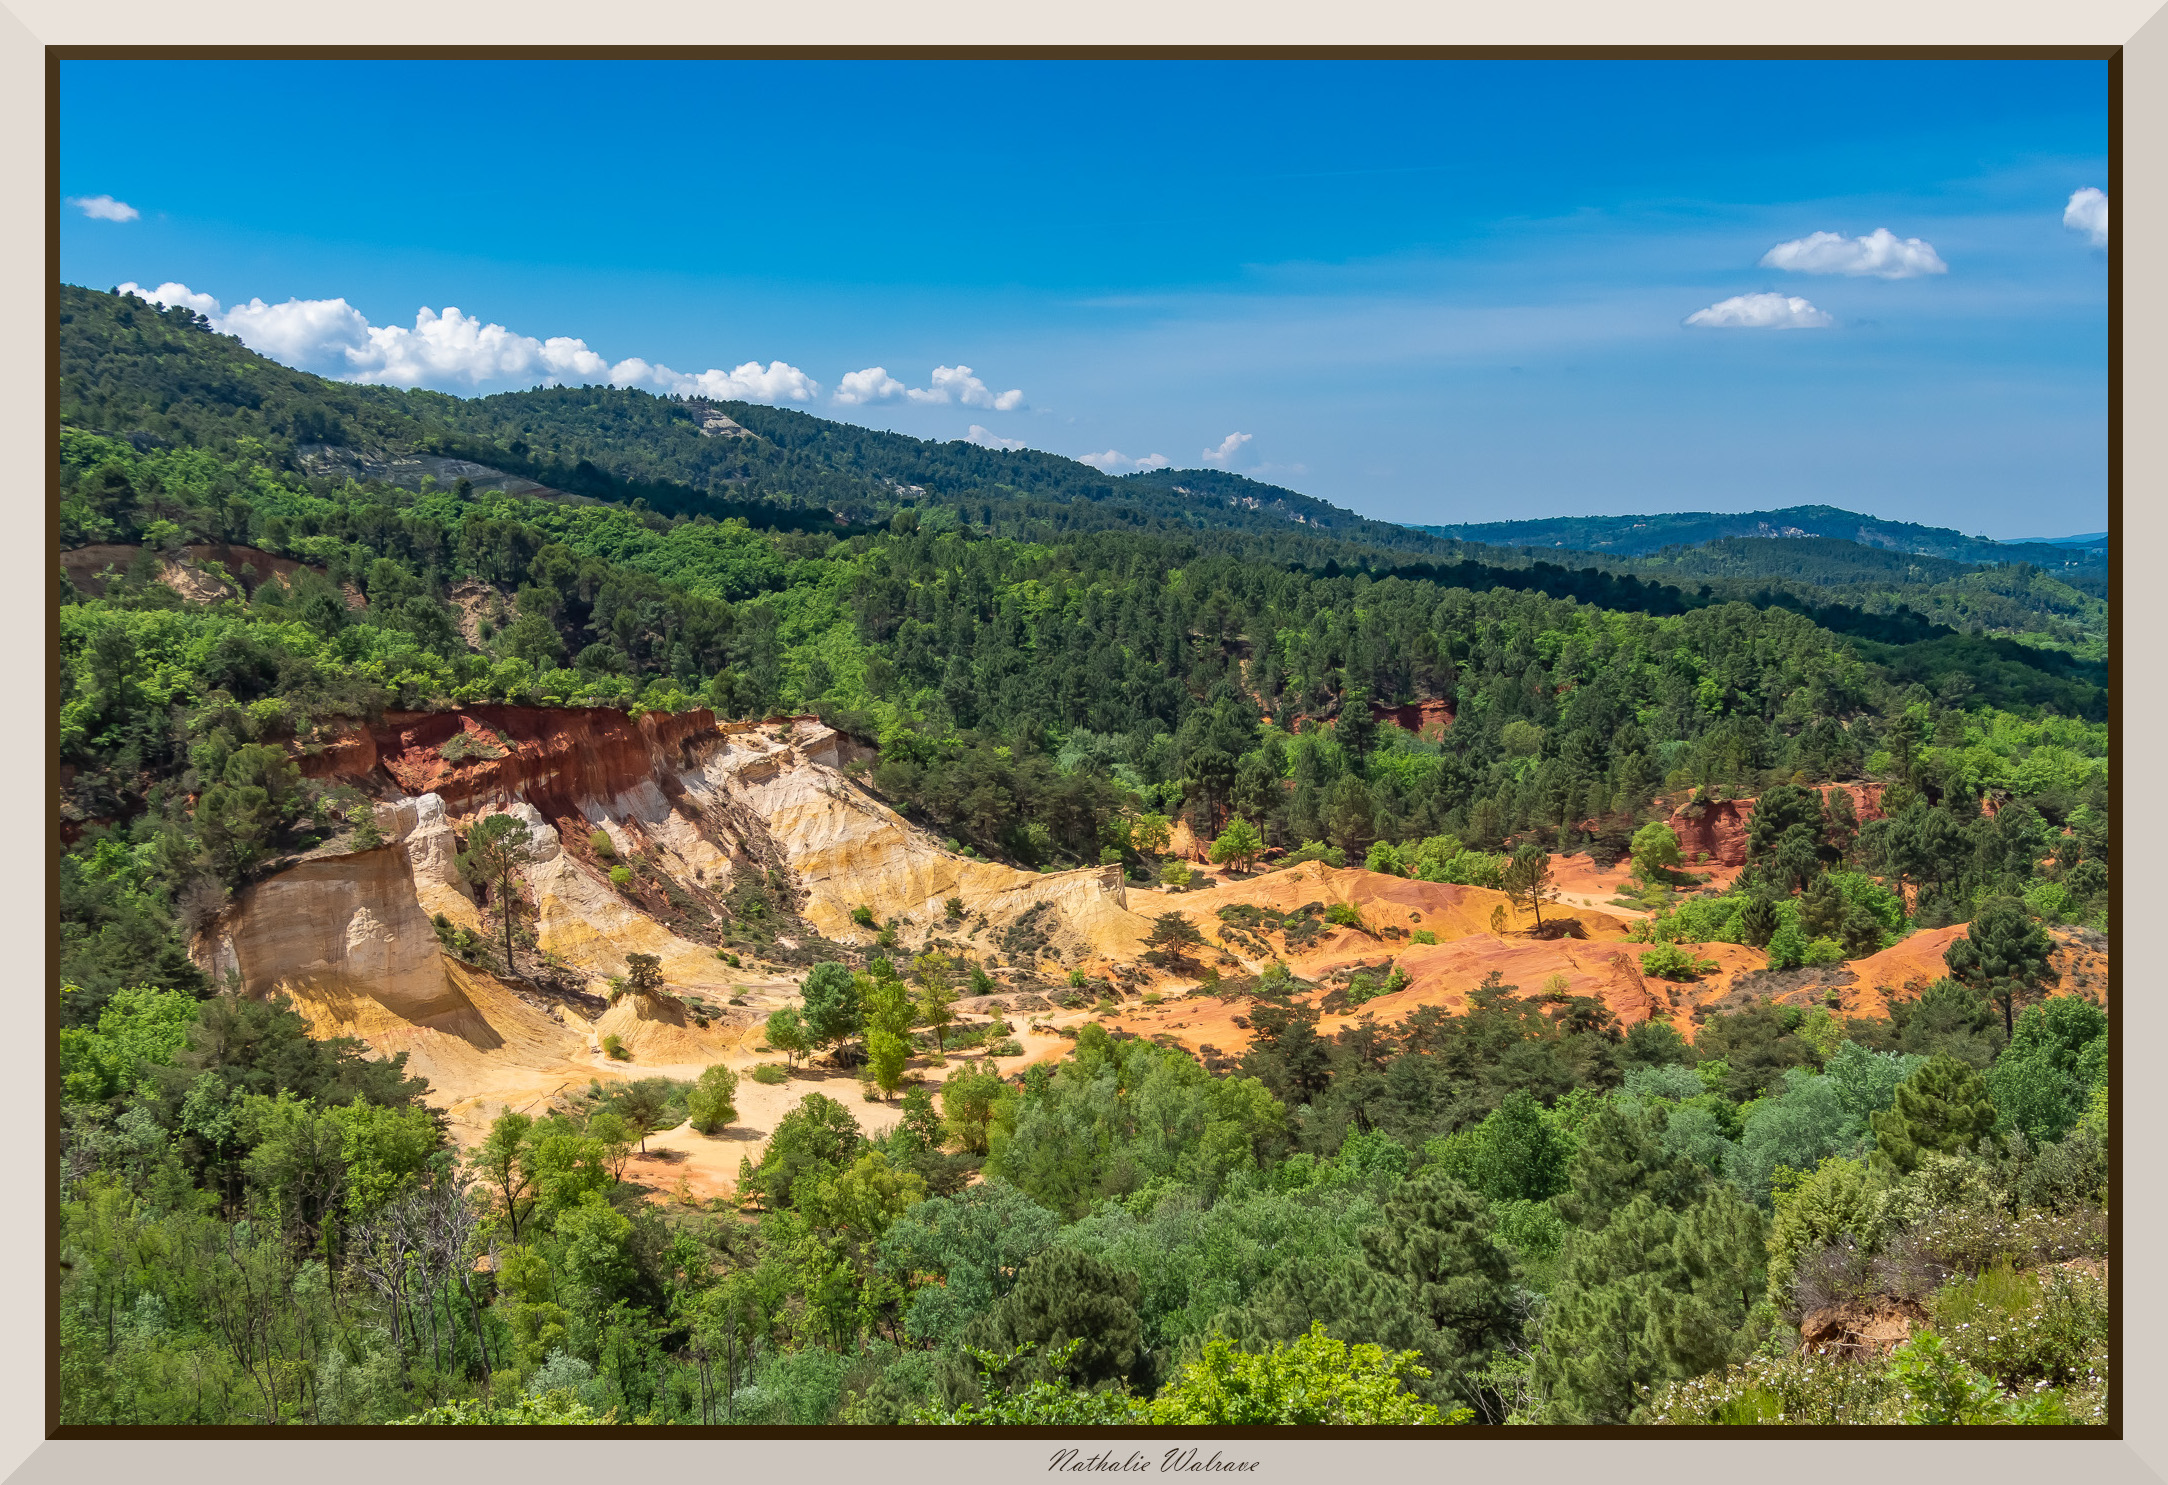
1666,783,1890,867
1668,798,1755,866
212,844,480,1038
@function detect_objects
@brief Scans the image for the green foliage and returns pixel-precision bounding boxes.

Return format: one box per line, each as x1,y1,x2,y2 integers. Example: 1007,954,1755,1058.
961,1246,1152,1391
60,984,198,1103
1209,816,1266,871
600,1033,629,1061
740,1092,864,1214
1870,1055,1998,1175
798,961,863,1054
988,1025,1286,1217
1363,839,1406,876
1630,821,1682,880
1423,1090,1567,1204
622,952,664,997
685,1064,739,1134
395,1390,608,1425
1943,898,2055,1038
1886,1334,2068,1425
749,1062,790,1085
1987,997,2106,1145
1639,941,1718,982
1532,1186,1768,1423
588,828,615,859
1148,1323,1447,1424
762,1004,810,1067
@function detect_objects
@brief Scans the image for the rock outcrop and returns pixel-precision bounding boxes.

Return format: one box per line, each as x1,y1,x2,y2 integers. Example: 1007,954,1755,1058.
1664,782,1888,867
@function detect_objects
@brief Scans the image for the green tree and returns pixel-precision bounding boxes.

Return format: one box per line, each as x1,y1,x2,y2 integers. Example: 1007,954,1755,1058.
962,1246,1151,1392
1502,845,1557,930
1892,977,2004,1068
798,961,863,1061
1869,1054,1998,1175
1630,821,1682,883
742,1092,862,1209
878,1183,1062,1344
1943,899,2056,1040
939,1063,1011,1156
763,1004,811,1068
686,1064,739,1134
1145,912,1205,968
916,972,958,1052
1985,997,2107,1145
1209,816,1266,873
1429,1089,1568,1204
622,952,665,999
613,1078,672,1154
469,1106,539,1242
1532,1187,1767,1423
458,814,537,975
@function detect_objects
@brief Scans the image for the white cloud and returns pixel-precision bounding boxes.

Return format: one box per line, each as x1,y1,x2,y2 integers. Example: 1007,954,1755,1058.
612,357,819,403
1760,228,1947,279
115,279,818,402
834,366,907,405
120,281,219,317
1078,449,1170,474
963,425,1025,450
70,194,139,222
2064,187,2108,247
1683,293,1834,330
908,365,1024,410
1202,432,1253,465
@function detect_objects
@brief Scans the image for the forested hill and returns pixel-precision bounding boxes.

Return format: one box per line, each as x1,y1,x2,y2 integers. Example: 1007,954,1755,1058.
58,284,1461,557
1419,506,2105,573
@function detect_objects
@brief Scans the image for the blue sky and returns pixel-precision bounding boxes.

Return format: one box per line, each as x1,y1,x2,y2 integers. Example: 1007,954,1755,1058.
60,59,2108,538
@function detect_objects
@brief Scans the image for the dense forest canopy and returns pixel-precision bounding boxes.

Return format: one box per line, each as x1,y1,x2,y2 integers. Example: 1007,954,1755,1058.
55,283,2111,1427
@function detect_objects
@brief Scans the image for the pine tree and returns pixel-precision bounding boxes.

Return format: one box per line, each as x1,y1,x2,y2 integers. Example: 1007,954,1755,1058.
1943,898,2055,1040
1869,1054,1997,1174
1531,1187,1766,1423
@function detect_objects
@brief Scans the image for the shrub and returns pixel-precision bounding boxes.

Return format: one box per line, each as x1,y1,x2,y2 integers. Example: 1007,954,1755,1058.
1640,941,1719,982
852,904,877,927
1931,1262,2107,1394
945,897,966,921
1324,902,1365,931
1281,840,1347,870
1804,936,1846,967
1363,840,1407,876
986,1038,1024,1057
750,1062,791,1084
686,1064,740,1132
601,1033,629,1061
609,865,634,890
438,730,506,763
1411,928,1437,945
1158,860,1194,889
589,828,616,859
1765,921,1809,971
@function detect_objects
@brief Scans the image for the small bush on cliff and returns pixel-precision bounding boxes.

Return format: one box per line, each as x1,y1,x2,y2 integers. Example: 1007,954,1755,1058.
609,865,634,890
589,829,616,859
602,1033,630,1061
439,730,506,763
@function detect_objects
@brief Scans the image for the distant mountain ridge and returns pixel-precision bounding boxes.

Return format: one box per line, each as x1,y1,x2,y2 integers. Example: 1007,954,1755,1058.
1417,505,2105,570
